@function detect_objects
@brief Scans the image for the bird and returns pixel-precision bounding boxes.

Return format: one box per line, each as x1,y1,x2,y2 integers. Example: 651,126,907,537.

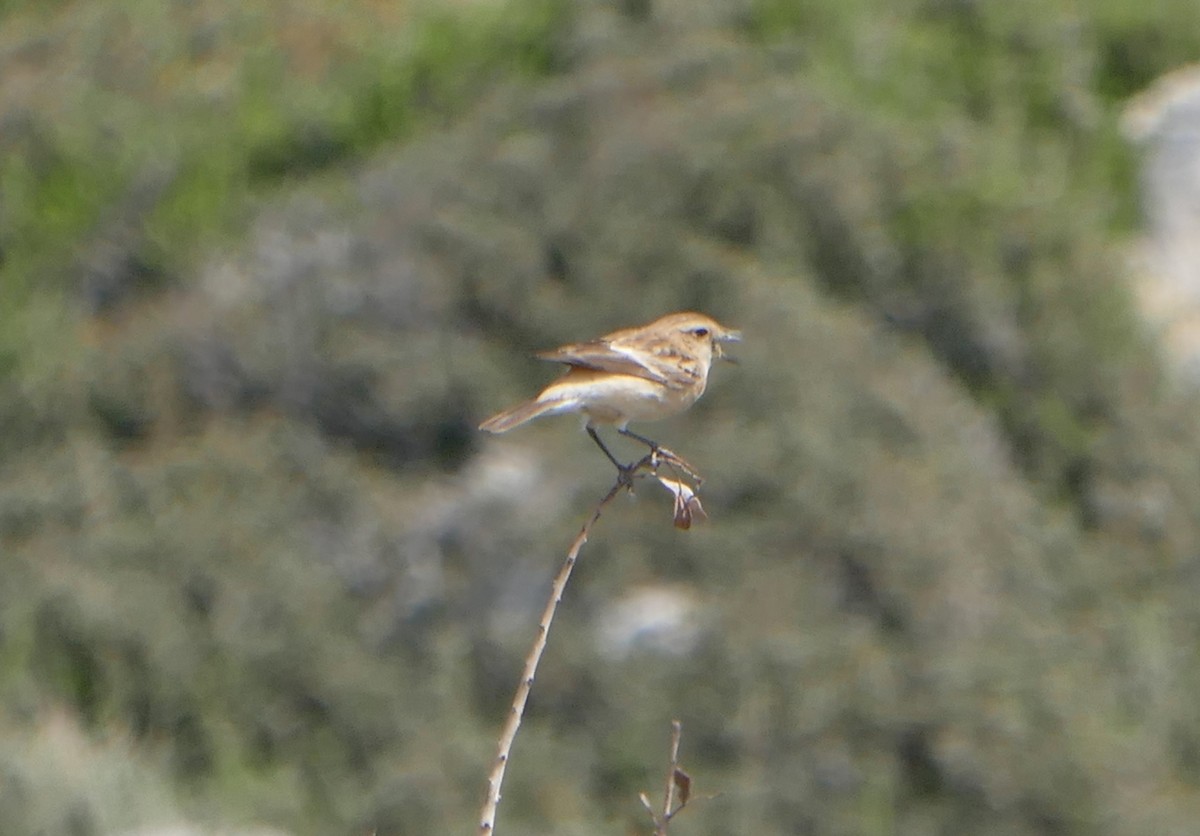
479,311,740,480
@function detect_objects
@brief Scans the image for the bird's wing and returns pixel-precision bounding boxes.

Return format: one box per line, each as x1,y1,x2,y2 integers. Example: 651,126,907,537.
535,339,672,384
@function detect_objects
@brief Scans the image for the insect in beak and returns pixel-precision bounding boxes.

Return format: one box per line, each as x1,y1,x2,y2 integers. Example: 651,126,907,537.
714,333,741,364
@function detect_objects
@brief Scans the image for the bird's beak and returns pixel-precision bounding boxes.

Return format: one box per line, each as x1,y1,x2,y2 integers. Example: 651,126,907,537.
714,329,741,362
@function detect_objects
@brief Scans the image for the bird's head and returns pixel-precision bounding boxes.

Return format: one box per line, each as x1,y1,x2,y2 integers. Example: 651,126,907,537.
657,312,742,366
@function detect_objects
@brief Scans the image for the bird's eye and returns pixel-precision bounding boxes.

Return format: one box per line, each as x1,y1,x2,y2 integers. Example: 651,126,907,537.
691,327,710,337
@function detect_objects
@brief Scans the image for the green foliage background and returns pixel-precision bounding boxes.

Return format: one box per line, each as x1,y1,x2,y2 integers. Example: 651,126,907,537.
2,0,1200,833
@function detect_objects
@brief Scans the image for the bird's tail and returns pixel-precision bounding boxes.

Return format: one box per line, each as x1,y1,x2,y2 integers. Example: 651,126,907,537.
478,395,568,433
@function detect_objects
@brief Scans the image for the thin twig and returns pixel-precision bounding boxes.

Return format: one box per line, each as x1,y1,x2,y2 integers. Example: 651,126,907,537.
660,720,683,829
479,452,670,834
642,721,690,835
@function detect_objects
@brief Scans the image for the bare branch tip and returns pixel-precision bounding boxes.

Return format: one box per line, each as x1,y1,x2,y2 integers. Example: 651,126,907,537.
639,792,656,817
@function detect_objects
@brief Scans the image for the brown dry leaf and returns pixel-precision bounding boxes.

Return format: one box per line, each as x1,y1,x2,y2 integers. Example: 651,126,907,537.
656,476,707,529
674,768,692,807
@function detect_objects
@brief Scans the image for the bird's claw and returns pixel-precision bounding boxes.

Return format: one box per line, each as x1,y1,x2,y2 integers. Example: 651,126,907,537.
652,446,703,486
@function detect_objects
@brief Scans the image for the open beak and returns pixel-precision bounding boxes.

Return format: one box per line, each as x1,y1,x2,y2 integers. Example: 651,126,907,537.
714,329,741,363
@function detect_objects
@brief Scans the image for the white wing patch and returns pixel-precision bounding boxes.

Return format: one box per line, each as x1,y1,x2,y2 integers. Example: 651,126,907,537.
608,342,670,383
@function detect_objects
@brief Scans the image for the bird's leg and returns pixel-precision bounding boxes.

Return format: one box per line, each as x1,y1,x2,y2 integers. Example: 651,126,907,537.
588,426,638,488
618,427,660,453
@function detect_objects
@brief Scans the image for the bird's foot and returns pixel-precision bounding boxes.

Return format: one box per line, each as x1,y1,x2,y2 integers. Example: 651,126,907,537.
650,446,703,486
616,429,702,485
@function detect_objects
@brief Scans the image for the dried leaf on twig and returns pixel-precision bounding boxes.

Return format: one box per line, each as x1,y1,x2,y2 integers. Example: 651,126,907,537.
673,768,692,807
656,476,708,529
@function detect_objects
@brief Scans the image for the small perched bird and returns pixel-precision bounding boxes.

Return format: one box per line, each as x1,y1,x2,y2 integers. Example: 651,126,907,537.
479,311,740,477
